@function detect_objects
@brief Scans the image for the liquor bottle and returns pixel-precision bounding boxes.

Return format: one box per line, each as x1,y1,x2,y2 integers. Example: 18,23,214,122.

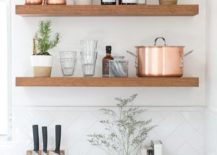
101,0,116,5
119,0,136,5
102,46,114,77
33,38,36,55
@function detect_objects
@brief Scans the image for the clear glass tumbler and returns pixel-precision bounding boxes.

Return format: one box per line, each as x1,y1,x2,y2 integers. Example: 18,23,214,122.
80,51,97,77
109,56,128,77
60,51,77,76
80,40,98,53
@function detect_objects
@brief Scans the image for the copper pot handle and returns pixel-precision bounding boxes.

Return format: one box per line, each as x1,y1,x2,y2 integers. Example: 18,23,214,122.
180,50,194,67
184,50,193,57
126,50,137,57
126,50,138,68
154,37,167,46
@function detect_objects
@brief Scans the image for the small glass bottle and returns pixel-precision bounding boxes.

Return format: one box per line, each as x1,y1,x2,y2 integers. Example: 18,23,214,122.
101,0,116,5
102,46,114,77
119,0,137,5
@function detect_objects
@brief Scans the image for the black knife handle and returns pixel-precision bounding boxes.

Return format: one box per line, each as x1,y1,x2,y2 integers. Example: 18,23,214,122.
32,125,39,152
55,125,61,153
42,126,48,153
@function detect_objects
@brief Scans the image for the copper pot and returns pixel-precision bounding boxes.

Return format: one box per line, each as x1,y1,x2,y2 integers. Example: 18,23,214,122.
47,0,66,4
25,0,42,5
128,37,193,77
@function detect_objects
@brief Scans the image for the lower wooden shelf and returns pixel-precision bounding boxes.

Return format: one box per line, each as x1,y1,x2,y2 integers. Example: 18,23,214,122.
16,77,199,87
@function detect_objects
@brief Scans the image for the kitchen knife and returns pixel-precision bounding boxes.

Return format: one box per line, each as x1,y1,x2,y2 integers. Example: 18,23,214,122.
55,125,61,155
42,126,48,155
32,125,39,155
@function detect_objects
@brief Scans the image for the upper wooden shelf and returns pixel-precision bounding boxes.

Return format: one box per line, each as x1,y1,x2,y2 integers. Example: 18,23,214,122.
16,77,199,87
15,5,199,16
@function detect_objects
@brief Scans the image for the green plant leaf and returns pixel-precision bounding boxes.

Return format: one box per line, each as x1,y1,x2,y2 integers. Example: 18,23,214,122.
34,20,60,55
87,94,156,155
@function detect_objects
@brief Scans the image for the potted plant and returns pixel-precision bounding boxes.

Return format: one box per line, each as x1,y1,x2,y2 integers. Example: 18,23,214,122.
88,94,156,155
31,20,60,77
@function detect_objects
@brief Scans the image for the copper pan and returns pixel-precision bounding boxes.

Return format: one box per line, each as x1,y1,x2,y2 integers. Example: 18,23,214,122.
25,0,66,5
25,0,42,5
127,37,193,77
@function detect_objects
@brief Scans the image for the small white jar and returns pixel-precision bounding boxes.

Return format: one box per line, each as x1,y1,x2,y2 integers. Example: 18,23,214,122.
74,0,92,5
137,0,146,4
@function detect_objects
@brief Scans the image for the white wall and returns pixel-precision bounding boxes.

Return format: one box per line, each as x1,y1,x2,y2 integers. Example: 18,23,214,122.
206,0,217,155
206,0,217,110
13,0,206,107
0,0,9,135
0,107,205,155
1,0,208,155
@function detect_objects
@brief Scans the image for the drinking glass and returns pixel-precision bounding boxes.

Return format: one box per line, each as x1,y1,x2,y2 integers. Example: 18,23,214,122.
80,51,97,77
109,56,128,77
60,51,77,76
80,40,98,53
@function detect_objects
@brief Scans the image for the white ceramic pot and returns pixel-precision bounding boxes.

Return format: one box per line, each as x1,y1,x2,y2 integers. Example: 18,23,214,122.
31,55,53,77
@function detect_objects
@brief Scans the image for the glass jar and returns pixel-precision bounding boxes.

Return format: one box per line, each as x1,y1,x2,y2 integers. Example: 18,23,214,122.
109,56,128,77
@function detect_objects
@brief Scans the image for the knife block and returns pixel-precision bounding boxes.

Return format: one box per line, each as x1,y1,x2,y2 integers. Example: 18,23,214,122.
27,150,65,155
27,150,42,155
48,150,65,155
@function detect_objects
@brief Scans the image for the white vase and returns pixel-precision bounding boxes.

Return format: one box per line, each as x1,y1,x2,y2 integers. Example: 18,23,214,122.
31,55,53,77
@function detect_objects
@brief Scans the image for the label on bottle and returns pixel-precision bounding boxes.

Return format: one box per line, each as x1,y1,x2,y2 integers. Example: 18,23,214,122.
102,0,116,2
122,0,136,3
103,60,110,77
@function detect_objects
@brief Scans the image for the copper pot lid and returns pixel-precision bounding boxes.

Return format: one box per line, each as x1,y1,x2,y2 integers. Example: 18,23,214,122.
136,37,184,48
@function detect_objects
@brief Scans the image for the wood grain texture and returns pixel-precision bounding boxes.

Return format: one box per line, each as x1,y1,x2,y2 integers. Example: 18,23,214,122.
27,150,42,155
16,77,199,87
15,5,199,16
48,150,65,155
27,150,65,155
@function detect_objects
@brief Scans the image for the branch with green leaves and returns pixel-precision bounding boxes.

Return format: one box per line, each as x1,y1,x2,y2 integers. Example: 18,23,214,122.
34,20,60,55
87,94,156,155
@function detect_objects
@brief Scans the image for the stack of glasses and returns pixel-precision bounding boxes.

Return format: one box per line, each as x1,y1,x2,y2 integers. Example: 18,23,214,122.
80,40,98,77
59,40,98,77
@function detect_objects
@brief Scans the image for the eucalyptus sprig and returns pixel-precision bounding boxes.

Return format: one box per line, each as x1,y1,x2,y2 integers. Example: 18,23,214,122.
34,20,60,55
88,94,156,155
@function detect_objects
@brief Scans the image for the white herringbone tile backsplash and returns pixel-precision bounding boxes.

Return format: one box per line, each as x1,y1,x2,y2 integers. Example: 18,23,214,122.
0,107,205,155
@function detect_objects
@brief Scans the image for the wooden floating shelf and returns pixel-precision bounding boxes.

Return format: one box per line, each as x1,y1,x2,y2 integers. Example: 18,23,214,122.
16,77,199,87
15,5,199,16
